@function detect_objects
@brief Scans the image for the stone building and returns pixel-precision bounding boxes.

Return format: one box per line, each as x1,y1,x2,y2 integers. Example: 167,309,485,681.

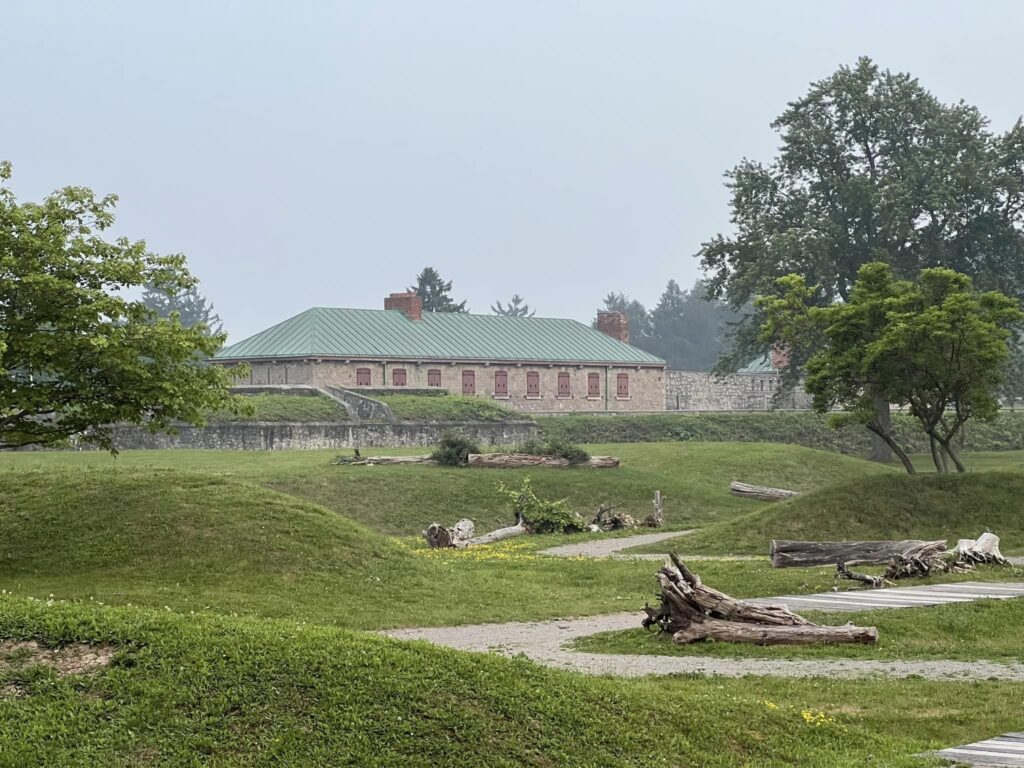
213,292,667,413
665,349,813,411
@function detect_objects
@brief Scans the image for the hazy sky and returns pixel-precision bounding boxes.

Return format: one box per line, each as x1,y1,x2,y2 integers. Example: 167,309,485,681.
5,1,1024,341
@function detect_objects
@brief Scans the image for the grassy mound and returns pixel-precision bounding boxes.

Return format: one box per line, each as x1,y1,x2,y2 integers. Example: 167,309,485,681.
374,393,520,421
666,472,1024,555
208,392,350,422
1,598,1021,766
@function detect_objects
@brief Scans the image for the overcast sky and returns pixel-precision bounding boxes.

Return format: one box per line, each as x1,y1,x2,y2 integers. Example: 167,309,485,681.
5,1,1024,341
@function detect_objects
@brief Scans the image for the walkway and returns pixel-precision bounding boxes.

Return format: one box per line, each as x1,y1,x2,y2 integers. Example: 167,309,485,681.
929,732,1024,767
540,530,758,561
382,581,1024,681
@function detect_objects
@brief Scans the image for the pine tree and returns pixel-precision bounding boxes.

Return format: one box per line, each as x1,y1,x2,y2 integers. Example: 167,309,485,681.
141,282,224,337
491,294,535,317
410,267,468,313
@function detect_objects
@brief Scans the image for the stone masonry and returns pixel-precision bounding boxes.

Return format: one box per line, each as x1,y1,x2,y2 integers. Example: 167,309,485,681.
665,370,812,411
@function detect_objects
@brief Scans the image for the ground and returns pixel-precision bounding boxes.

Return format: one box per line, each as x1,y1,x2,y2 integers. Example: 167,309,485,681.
0,442,1022,765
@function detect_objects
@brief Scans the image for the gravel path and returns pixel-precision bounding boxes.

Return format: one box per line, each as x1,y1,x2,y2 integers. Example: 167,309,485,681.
540,530,759,561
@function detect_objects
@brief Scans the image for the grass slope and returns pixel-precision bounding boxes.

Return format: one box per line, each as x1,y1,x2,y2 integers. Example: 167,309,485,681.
653,472,1024,556
208,392,350,422
374,393,519,421
1,597,1021,767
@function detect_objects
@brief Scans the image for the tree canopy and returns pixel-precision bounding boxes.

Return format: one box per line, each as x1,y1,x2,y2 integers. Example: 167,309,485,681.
142,281,224,338
593,292,652,349
0,162,244,452
410,267,467,313
760,263,1022,474
647,280,737,370
491,294,535,317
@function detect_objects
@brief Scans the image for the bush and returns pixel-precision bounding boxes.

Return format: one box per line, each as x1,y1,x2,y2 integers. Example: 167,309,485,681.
496,477,585,534
518,436,590,465
430,432,481,467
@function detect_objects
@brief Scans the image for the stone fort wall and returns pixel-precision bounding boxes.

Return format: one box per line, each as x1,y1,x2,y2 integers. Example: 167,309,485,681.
665,371,812,411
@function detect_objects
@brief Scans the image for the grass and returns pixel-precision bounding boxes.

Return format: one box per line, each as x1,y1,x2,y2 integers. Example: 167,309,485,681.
374,393,520,421
0,597,1022,766
572,591,1024,661
629,471,1024,556
207,392,350,422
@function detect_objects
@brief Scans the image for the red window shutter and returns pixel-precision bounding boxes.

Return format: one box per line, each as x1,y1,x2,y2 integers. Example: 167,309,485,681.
494,370,508,396
557,372,570,397
356,368,371,386
616,373,629,397
588,373,600,397
427,369,441,387
527,371,540,397
462,370,475,395
392,368,407,387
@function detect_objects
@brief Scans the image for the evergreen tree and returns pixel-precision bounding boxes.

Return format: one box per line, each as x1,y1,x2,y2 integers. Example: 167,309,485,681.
646,280,739,370
141,282,224,337
410,267,467,313
491,294,535,317
594,292,652,348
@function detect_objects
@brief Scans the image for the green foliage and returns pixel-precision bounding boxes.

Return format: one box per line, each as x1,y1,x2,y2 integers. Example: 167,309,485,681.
141,280,224,338
647,279,743,371
0,162,245,452
593,291,651,347
491,293,535,317
519,436,590,465
496,476,584,533
206,393,349,422
430,431,481,466
410,266,467,313
699,57,1024,373
374,394,517,422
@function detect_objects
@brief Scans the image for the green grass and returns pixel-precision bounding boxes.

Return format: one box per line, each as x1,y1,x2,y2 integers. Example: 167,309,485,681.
629,471,1024,556
374,393,520,422
207,392,350,422
0,597,1021,766
572,591,1024,661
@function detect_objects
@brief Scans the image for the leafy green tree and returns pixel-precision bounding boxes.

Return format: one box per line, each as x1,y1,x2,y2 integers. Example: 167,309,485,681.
491,294,535,317
142,281,224,337
647,279,737,370
410,267,467,313
593,292,652,348
761,263,1022,474
0,162,245,452
698,56,1024,459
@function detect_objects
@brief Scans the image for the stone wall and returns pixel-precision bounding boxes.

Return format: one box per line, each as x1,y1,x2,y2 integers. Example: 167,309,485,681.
109,420,538,451
218,359,666,414
665,371,813,411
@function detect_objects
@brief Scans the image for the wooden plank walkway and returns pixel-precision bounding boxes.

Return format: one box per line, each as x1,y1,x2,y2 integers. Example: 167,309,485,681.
749,581,1024,613
930,732,1024,766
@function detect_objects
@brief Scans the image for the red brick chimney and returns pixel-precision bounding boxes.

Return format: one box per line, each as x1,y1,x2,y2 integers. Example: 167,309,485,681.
770,344,790,371
596,311,629,343
384,291,423,321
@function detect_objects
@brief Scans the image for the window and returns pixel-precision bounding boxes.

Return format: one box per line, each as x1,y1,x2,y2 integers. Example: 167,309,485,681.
616,373,629,398
557,372,570,398
587,372,600,397
392,368,407,387
526,371,540,398
427,369,441,387
462,369,475,395
759,379,764,391
494,370,508,397
356,368,371,386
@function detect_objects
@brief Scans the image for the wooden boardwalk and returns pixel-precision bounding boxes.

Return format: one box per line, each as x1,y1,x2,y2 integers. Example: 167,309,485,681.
749,581,1024,612
930,732,1024,766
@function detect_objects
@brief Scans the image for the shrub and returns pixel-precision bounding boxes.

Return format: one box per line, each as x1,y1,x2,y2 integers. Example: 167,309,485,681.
430,432,481,467
518,436,590,465
496,477,585,533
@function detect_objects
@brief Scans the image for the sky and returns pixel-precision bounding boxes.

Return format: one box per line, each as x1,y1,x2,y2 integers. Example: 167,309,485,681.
4,1,1024,342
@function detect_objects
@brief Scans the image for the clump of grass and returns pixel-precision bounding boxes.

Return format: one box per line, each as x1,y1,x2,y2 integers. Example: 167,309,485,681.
519,436,590,465
430,432,482,466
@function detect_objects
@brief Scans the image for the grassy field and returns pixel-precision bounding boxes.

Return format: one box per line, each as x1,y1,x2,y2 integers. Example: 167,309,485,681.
374,393,520,421
207,392,350,422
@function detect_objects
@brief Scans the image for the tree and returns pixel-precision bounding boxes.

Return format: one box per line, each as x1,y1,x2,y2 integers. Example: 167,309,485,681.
491,294,535,317
697,57,1024,460
142,281,224,337
0,162,244,453
761,263,1022,474
594,292,652,348
647,279,738,370
410,267,467,313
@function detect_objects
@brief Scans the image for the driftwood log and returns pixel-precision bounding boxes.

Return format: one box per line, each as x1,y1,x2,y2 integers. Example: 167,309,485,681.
644,490,665,528
466,453,619,468
332,453,437,466
953,532,1008,565
770,539,944,568
590,504,637,531
423,514,528,549
884,540,973,580
835,560,891,589
730,482,800,501
643,554,877,646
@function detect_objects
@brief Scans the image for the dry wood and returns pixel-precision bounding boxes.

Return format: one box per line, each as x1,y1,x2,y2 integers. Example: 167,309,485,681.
423,515,527,549
835,560,891,589
644,490,665,528
730,481,800,501
643,554,877,646
466,453,620,469
332,454,437,466
590,503,637,531
884,540,972,580
953,532,1008,565
770,539,944,568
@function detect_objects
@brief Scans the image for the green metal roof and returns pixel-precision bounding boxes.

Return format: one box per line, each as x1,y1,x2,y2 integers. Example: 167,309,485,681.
738,355,776,373
215,308,665,366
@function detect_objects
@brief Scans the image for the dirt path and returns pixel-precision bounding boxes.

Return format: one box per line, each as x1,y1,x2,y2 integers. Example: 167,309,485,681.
540,530,759,561
383,581,1024,680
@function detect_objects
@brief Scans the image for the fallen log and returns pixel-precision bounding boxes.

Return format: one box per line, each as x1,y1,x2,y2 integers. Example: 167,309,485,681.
835,560,890,589
643,554,877,646
423,514,528,549
466,453,619,469
770,539,944,568
884,540,972,580
730,481,800,501
332,453,437,466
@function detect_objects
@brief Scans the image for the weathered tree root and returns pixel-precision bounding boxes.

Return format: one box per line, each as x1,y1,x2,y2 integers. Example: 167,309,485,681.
643,554,877,646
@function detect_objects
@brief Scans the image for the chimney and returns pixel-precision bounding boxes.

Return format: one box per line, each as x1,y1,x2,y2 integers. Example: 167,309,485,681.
770,344,790,371
384,291,423,321
596,311,629,344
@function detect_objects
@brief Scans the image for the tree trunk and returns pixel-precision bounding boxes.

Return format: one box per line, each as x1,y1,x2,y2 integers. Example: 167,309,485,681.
671,615,878,646
953,532,1007,564
869,395,894,463
865,420,916,474
940,437,967,473
423,515,528,548
770,539,944,568
466,453,619,468
729,481,800,501
929,434,948,473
